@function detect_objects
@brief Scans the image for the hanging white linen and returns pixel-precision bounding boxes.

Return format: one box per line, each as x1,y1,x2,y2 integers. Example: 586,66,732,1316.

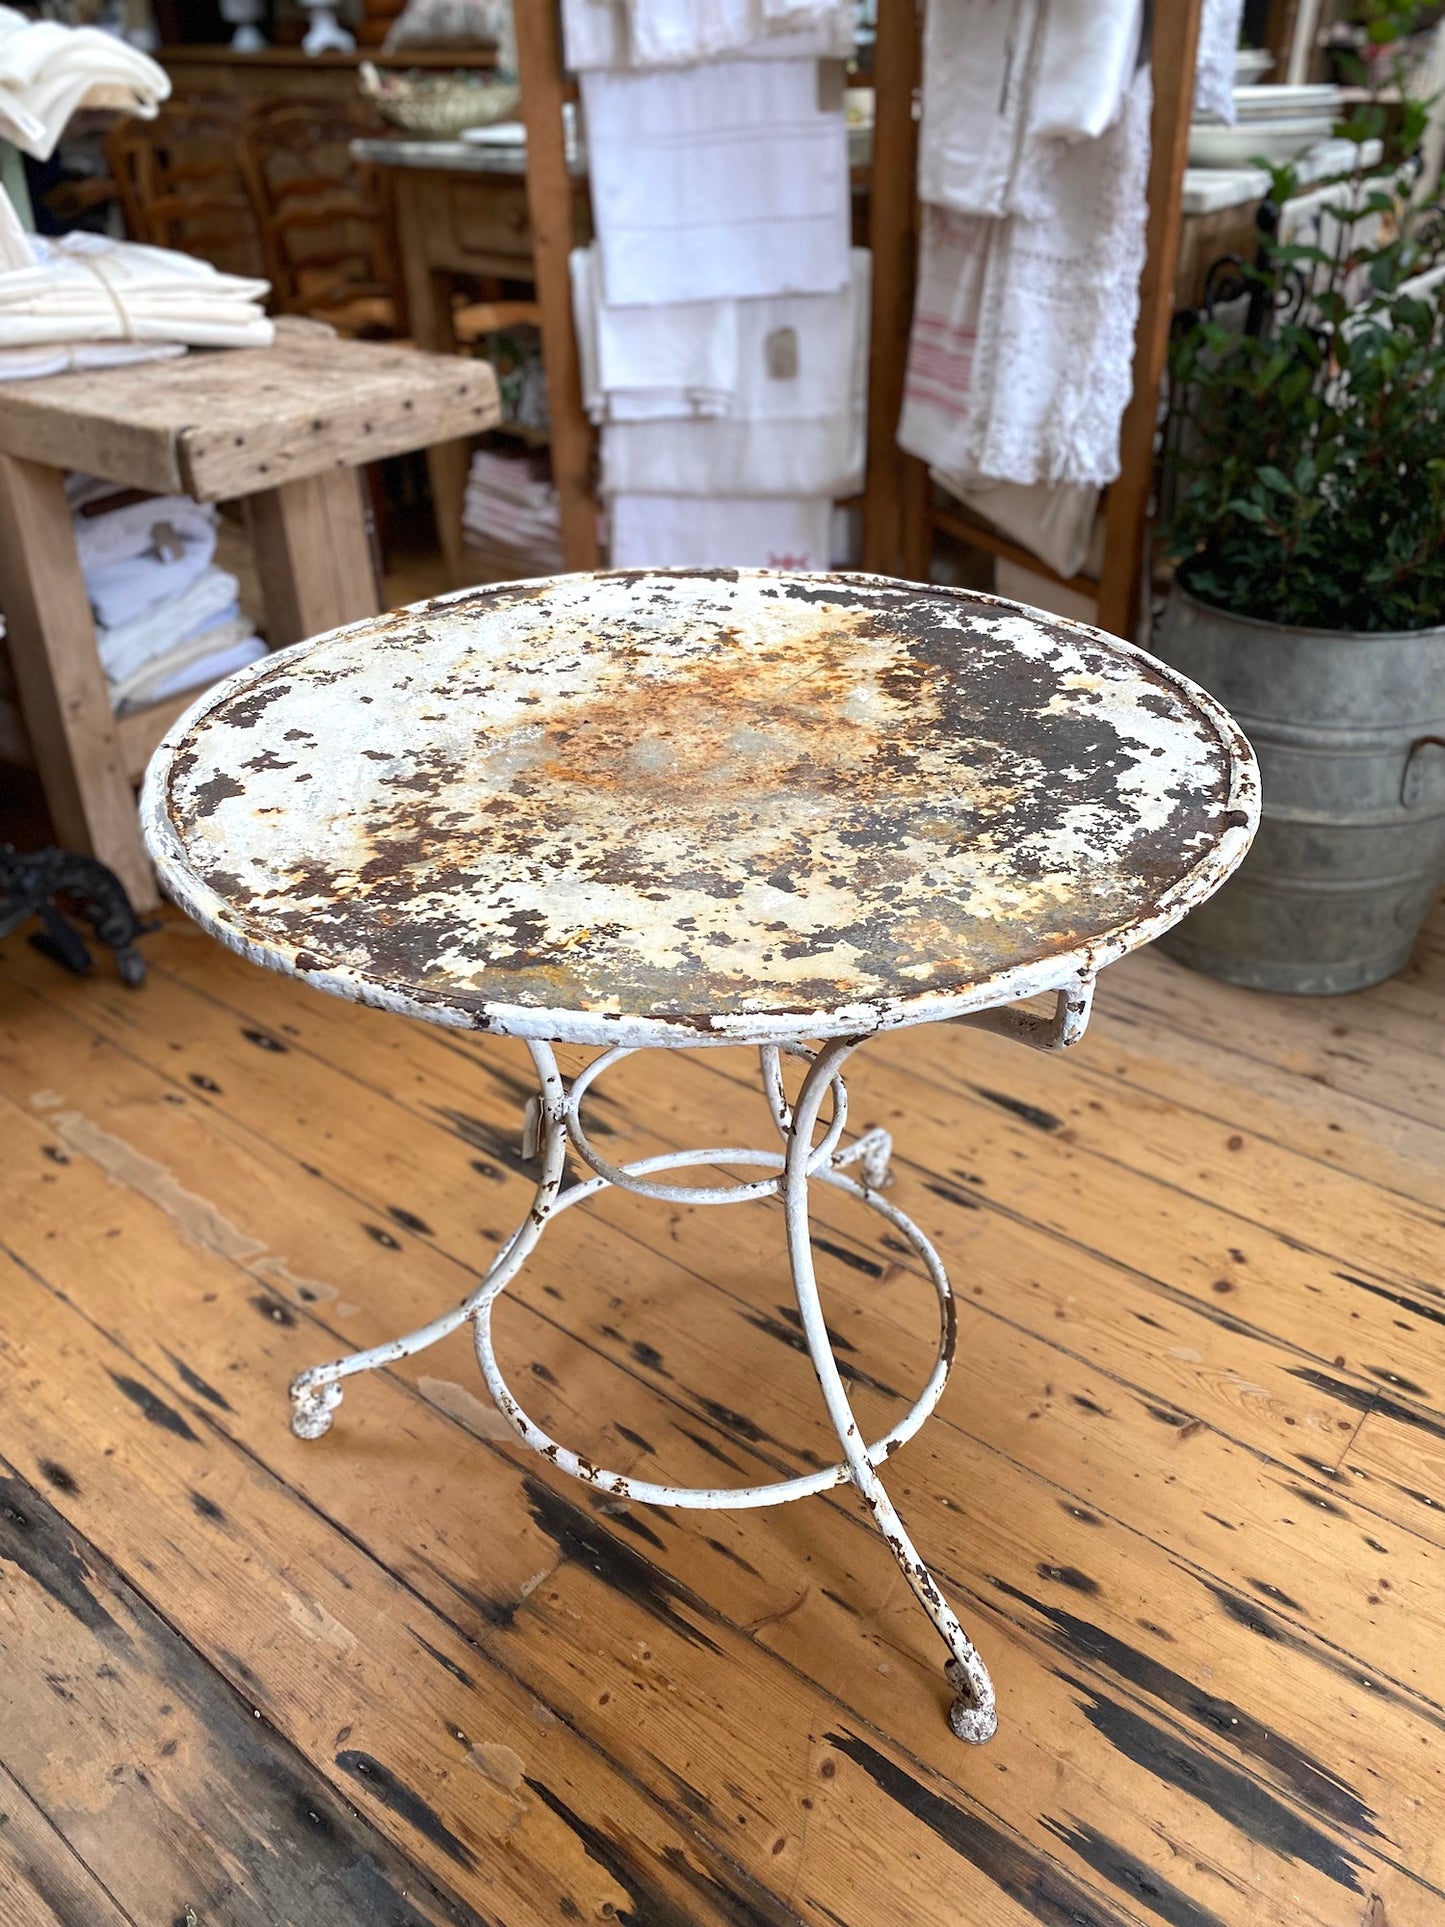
580,58,849,304
933,472,1102,580
599,248,869,495
900,62,1151,489
1195,0,1246,124
571,245,738,421
610,493,832,567
0,6,168,160
917,0,1040,218
1029,0,1144,140
560,0,852,71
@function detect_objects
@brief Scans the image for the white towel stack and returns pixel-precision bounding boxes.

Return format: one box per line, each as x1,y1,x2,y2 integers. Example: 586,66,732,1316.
68,477,266,712
462,445,566,579
0,4,168,162
0,187,273,380
566,0,856,569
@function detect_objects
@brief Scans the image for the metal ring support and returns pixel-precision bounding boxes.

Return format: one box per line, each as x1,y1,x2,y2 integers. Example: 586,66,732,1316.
289,1035,998,1742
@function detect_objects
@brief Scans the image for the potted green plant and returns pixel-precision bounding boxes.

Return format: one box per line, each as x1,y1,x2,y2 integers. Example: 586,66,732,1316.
1154,138,1445,993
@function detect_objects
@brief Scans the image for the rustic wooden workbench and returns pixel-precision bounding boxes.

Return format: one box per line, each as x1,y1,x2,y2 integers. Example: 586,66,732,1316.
0,325,498,912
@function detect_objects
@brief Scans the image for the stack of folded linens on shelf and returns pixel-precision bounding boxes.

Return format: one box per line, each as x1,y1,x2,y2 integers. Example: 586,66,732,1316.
461,444,565,579
69,475,266,712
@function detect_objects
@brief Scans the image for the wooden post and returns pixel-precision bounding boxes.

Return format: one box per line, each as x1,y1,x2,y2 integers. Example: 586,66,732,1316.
514,0,600,571
245,469,382,648
861,0,923,578
1095,0,1207,641
0,453,158,910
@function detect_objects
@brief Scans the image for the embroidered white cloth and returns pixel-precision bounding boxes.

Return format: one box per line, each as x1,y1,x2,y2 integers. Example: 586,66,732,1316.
561,0,852,71
581,58,849,303
0,5,168,161
1195,0,1245,124
610,492,831,567
0,224,272,352
900,61,1151,489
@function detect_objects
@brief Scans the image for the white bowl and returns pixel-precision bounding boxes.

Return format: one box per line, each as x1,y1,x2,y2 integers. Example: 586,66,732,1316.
1234,48,1274,85
1189,119,1335,168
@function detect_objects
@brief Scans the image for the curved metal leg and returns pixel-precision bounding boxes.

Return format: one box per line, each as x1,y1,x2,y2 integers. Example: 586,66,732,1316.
289,1038,571,1438
781,1037,998,1745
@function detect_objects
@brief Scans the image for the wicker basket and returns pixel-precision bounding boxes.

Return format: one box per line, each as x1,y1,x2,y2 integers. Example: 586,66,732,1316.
359,63,521,138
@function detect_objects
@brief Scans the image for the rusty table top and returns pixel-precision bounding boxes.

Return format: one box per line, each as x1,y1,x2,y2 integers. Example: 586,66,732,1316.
142,571,1259,1048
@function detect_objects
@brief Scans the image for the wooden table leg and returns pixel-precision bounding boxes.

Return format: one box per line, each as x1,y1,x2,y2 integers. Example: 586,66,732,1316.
392,176,473,588
0,453,158,912
245,469,382,649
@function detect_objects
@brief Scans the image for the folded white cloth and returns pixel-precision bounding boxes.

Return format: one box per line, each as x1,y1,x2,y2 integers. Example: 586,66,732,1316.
0,339,185,382
0,5,168,160
599,248,868,494
85,515,218,630
582,58,849,304
561,0,852,71
1030,0,1144,141
571,245,737,421
96,565,241,686
610,492,831,566
0,229,272,351
574,243,867,427
112,616,265,711
900,62,1151,489
918,0,1040,217
1195,0,1245,124
934,472,1101,579
73,491,217,576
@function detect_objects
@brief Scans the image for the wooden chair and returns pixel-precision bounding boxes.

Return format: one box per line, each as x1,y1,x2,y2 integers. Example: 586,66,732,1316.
236,99,406,340
103,98,265,283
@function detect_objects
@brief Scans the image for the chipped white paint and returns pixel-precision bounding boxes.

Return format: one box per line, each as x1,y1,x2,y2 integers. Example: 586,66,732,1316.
142,569,1259,1747
141,571,1259,1051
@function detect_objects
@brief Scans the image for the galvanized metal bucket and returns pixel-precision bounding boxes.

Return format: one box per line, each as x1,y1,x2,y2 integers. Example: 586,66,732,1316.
1151,583,1445,995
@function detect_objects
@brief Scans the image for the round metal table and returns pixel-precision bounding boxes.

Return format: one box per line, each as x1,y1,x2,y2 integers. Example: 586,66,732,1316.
142,569,1259,1744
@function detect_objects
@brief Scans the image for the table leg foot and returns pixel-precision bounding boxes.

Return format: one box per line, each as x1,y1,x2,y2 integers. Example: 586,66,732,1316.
290,1372,344,1440
785,1037,998,1743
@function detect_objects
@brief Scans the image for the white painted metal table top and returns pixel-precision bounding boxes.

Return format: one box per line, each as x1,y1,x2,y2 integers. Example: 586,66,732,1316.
143,570,1258,1048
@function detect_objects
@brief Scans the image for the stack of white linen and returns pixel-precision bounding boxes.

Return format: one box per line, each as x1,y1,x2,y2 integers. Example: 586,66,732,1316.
68,476,266,712
564,0,856,568
462,445,566,579
0,186,273,381
0,4,168,161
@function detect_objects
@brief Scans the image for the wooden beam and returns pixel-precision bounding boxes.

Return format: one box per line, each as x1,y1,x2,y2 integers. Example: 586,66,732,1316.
244,469,381,649
0,453,156,910
861,0,923,577
514,0,600,571
1096,0,1207,640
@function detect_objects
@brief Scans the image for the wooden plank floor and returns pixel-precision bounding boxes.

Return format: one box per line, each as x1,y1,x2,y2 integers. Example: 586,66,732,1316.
1,901,1442,1927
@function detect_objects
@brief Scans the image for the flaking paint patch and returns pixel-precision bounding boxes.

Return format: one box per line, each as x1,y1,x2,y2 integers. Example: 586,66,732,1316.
143,571,1258,1048
282,1585,357,1653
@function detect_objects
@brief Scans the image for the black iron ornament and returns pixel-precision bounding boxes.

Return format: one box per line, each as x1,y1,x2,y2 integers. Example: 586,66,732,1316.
0,843,151,986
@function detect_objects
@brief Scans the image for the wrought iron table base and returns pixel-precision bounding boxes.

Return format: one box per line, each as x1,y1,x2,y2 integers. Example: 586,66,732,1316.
290,1033,1004,1743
